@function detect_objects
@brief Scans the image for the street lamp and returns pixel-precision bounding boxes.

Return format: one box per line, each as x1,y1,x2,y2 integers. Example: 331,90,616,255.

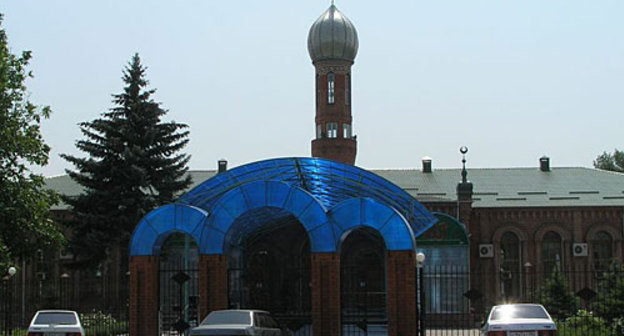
415,253,426,336
61,273,70,309
4,266,17,336
416,253,426,268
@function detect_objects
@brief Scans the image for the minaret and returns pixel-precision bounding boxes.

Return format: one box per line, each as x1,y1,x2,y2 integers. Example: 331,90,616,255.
307,3,359,165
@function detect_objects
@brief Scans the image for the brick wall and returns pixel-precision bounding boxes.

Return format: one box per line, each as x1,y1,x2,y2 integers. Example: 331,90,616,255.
311,252,341,336
387,250,417,336
129,256,159,336
199,254,228,320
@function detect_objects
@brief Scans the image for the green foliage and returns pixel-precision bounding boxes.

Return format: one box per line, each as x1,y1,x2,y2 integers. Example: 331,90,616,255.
0,15,63,270
594,149,624,173
80,310,128,336
537,267,579,319
591,263,624,323
612,317,624,335
564,309,606,329
556,310,611,336
61,53,191,267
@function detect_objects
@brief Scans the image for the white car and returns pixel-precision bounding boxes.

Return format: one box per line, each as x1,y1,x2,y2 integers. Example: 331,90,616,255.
189,309,283,336
481,304,557,336
27,310,84,336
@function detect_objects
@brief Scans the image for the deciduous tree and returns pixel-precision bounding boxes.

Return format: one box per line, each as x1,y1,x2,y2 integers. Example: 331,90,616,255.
0,15,62,270
594,149,624,173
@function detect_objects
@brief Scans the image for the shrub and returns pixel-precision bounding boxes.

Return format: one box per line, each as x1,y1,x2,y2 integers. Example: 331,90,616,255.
79,310,128,336
556,309,611,336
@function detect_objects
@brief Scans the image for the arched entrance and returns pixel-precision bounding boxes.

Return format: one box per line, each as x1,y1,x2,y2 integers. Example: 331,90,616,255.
129,158,437,336
158,233,199,335
341,228,387,335
225,208,312,332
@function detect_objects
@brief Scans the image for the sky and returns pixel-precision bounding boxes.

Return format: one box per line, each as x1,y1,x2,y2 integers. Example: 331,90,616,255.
1,0,623,177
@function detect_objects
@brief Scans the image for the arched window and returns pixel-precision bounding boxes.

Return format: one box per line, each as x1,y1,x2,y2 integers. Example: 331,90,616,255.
542,231,562,275
500,232,521,298
592,231,613,271
326,122,338,138
343,124,351,139
327,72,335,104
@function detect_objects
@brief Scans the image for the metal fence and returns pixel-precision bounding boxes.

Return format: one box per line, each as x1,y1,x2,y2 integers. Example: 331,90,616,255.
0,272,128,336
2,264,623,336
421,263,624,336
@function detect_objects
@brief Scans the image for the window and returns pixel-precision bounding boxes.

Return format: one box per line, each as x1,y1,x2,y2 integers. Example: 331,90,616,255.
542,231,562,275
327,72,335,104
316,74,321,107
316,124,322,139
343,124,351,139
326,122,337,138
345,74,351,105
592,231,613,271
500,232,521,298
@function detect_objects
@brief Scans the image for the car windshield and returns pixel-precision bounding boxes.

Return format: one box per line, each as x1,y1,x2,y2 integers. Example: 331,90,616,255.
34,312,77,325
202,311,251,325
490,305,549,320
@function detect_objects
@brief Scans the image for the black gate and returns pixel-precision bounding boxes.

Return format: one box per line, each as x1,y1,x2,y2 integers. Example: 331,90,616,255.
159,233,200,336
341,266,387,336
228,267,311,335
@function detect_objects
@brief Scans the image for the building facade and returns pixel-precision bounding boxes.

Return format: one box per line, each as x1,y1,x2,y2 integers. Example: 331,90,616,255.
27,3,624,336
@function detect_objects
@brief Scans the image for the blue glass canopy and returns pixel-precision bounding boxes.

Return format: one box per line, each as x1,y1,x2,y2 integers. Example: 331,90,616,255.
130,157,436,256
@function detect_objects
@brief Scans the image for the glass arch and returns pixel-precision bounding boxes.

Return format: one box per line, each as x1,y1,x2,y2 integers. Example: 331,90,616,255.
179,157,435,239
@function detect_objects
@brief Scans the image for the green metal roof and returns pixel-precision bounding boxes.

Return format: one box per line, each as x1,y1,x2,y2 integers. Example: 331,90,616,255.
373,167,624,208
46,165,624,210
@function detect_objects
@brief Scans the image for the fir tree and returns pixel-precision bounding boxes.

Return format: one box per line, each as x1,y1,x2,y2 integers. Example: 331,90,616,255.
592,263,624,323
61,54,191,267
538,267,579,319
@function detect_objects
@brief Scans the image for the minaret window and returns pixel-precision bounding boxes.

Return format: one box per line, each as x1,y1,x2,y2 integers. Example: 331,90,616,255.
343,124,351,138
345,74,351,105
326,122,338,138
327,72,335,104
316,124,322,139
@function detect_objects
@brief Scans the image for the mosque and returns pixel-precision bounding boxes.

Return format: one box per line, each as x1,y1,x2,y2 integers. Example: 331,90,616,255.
41,3,623,336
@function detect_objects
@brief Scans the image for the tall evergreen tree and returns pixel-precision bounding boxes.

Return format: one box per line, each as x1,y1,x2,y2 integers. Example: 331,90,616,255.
0,15,63,270
538,267,579,319
62,54,191,267
592,263,624,323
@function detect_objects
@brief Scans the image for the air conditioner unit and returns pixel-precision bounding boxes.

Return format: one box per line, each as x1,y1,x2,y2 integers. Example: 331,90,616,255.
59,249,73,260
573,243,588,257
479,244,494,258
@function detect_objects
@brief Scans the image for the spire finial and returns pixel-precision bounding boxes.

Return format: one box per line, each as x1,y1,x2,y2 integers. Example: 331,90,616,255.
460,146,468,183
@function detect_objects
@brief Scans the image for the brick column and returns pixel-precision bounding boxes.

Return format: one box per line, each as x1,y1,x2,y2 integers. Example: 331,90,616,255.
311,252,340,336
129,256,159,336
199,254,228,321
387,250,417,336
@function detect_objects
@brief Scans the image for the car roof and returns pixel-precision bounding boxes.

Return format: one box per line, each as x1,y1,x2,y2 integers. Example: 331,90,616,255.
35,310,79,314
492,303,545,308
211,309,270,314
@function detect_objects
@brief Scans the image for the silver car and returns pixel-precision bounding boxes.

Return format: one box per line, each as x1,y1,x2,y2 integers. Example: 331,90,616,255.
481,304,557,336
190,309,283,336
27,310,85,336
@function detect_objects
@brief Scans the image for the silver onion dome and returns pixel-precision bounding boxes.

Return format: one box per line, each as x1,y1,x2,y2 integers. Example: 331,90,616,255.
308,5,359,63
